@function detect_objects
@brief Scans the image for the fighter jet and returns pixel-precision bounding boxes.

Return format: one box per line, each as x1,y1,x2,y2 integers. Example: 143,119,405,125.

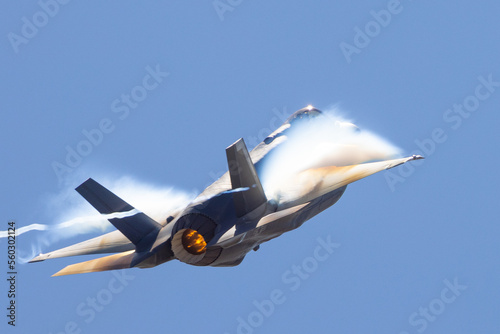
30,106,422,276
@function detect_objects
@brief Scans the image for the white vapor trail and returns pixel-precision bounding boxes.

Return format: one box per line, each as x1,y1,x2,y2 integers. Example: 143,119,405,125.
0,224,49,238
0,209,140,238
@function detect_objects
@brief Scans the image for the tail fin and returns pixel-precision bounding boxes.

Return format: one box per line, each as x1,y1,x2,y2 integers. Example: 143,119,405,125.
76,178,161,251
226,139,267,217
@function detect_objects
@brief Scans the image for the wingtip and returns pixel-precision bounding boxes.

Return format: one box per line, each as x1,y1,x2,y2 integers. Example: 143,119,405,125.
51,265,93,277
51,268,76,277
51,268,77,277
28,253,45,263
75,177,95,191
385,155,424,170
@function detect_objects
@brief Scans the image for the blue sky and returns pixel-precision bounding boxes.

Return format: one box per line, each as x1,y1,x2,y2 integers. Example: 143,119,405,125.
2,1,500,333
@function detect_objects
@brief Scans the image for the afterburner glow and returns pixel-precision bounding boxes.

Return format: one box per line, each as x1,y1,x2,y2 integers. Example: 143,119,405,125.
182,229,207,255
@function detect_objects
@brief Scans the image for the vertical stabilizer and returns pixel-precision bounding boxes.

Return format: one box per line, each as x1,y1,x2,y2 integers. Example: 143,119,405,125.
76,178,162,250
226,139,267,217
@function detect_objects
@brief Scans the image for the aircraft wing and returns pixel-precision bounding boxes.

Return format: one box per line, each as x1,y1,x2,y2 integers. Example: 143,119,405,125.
29,230,133,262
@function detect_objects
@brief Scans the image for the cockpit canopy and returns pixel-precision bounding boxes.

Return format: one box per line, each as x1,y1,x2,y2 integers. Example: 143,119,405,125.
264,106,324,145
284,105,322,125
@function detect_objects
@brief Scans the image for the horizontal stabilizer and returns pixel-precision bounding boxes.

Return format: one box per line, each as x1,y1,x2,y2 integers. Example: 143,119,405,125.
76,178,162,249
29,230,133,263
226,139,267,217
52,251,135,276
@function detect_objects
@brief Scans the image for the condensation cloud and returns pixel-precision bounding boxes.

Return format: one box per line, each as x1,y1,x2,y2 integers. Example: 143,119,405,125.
261,108,403,200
